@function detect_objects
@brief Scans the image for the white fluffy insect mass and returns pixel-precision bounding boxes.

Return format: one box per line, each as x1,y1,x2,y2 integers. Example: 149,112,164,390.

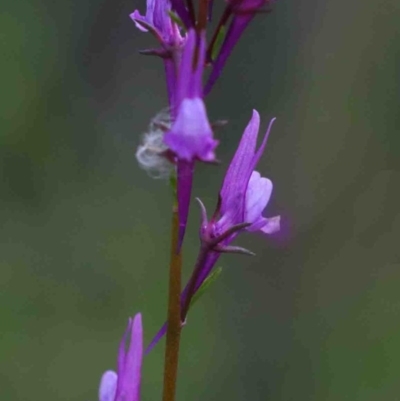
136,109,173,179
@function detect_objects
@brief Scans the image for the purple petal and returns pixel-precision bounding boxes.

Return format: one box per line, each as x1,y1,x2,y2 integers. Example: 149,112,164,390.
164,30,217,163
244,171,273,224
151,0,170,33
259,215,280,234
250,117,275,171
164,98,218,162
176,29,196,105
99,371,118,401
130,11,149,32
130,0,185,45
116,314,143,401
220,110,260,225
144,0,157,24
189,31,206,99
176,30,205,104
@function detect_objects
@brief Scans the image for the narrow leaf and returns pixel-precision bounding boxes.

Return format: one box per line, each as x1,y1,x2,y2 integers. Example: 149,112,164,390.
168,10,185,30
189,267,223,309
170,172,177,203
211,26,226,61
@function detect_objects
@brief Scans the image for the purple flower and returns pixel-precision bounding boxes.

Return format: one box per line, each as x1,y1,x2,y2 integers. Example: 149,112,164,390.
163,29,218,247
130,0,187,107
164,29,218,162
146,110,279,353
212,109,280,239
189,109,280,296
130,0,185,47
99,314,143,401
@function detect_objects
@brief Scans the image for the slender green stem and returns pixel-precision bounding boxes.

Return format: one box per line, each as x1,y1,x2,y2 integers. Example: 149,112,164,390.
162,202,182,401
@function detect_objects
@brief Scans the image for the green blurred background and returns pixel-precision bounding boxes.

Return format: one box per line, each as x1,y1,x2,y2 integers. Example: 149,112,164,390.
1,0,400,400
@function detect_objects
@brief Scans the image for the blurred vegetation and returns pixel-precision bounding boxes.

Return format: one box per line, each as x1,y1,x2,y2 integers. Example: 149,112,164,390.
1,0,400,400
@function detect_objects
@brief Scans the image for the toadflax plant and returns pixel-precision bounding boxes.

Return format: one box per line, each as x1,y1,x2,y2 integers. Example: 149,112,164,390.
95,0,280,400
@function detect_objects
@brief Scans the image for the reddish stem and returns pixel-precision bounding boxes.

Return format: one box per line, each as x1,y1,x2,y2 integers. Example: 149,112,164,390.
162,203,182,401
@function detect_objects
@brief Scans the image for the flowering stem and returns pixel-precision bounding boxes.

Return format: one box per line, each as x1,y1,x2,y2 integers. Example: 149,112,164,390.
197,0,210,30
162,201,182,401
181,221,251,319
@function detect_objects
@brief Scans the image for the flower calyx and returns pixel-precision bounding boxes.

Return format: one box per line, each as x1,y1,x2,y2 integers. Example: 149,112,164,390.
196,198,255,255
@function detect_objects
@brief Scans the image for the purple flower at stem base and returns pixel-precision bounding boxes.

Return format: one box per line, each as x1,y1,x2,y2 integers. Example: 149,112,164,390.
99,314,143,401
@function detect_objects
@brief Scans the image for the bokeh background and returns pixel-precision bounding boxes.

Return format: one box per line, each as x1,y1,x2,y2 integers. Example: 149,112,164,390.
1,0,400,400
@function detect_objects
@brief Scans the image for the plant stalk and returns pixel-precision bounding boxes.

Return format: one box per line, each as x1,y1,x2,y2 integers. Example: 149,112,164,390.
162,202,182,401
